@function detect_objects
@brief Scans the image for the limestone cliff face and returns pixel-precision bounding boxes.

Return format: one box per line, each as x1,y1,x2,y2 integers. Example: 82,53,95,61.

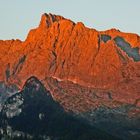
0,13,140,104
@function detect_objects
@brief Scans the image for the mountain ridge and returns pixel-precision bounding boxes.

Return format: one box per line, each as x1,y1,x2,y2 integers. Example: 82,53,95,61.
0,13,140,105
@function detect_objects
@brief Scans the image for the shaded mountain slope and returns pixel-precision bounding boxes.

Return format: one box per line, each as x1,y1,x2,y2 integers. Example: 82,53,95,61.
44,77,140,140
0,76,120,140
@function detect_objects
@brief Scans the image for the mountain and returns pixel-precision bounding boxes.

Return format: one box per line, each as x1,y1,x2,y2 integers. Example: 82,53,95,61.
0,13,140,139
0,13,140,105
0,76,120,140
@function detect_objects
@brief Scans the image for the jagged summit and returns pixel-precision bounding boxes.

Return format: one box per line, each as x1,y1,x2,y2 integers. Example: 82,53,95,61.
24,13,140,46
38,13,140,36
39,13,65,28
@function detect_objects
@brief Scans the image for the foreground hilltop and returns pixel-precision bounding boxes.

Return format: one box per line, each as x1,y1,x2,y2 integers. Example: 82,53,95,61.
0,76,120,140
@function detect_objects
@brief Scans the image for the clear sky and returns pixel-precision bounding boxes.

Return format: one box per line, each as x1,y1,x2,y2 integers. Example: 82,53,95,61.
0,0,140,40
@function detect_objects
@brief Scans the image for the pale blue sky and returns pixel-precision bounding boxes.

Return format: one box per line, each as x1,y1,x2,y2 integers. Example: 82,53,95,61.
0,0,140,40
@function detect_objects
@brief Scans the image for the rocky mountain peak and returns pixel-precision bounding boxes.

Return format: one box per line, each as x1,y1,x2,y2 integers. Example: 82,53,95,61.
39,13,65,29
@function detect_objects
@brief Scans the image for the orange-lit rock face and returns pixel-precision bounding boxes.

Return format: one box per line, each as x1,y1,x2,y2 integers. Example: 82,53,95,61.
0,13,140,105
